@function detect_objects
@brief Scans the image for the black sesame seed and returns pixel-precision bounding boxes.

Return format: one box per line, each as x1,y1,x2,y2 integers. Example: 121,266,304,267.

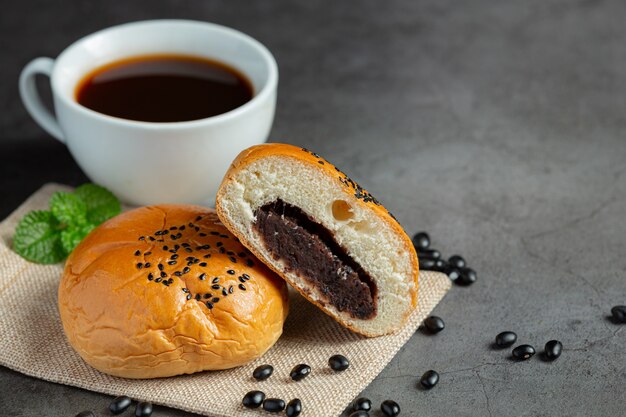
495,331,517,348
227,269,235,275
162,280,169,286
181,243,189,248
286,399,302,417
186,294,191,300
135,402,153,417
238,252,247,257
163,245,168,251
420,370,439,389
242,273,250,280
423,316,445,334
171,254,179,260
353,397,372,411
239,276,246,283
212,297,220,303
229,256,237,263
182,288,189,293
174,271,182,277
210,231,219,235
412,232,430,250
204,254,211,258
611,305,626,323
328,354,350,371
168,261,177,265
144,262,151,268
196,216,202,221
195,294,201,301
212,277,220,283
195,227,200,232
147,273,153,281
109,396,132,415
246,259,254,267
136,263,143,269
381,399,401,417
262,398,286,413
148,236,155,241
199,273,206,280
160,271,167,278
185,248,192,253
318,160,324,164
206,301,214,309
158,264,164,271
226,250,234,256
211,284,221,290
195,246,203,251
290,364,311,381
139,236,145,241
222,288,228,296
155,278,162,283
229,286,234,294
239,284,247,291
199,262,207,267
183,267,190,274
199,232,207,237
512,344,536,360
134,250,141,256
219,247,226,253
193,258,200,264
220,234,229,238
544,340,563,360
204,293,211,299
216,241,223,247
242,390,265,409
180,225,186,231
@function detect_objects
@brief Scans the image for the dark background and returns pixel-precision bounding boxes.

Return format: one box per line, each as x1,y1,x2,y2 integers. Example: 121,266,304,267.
1,1,625,416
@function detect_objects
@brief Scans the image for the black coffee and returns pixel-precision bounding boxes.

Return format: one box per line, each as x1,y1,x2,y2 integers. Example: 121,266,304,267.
76,54,253,122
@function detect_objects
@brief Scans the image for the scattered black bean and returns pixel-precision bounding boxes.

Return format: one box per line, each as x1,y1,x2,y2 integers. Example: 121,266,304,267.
286,398,302,417
349,411,370,417
135,402,153,417
611,305,626,323
445,266,461,282
412,232,430,250
242,390,265,409
448,255,466,269
419,258,436,270
74,412,95,417
262,398,286,413
381,399,401,417
423,316,445,334
253,364,274,381
420,370,439,389
433,258,448,272
109,396,132,415
544,340,563,360
418,248,441,260
512,344,536,360
328,354,350,371
456,267,477,286
495,331,517,348
353,397,372,411
290,364,311,381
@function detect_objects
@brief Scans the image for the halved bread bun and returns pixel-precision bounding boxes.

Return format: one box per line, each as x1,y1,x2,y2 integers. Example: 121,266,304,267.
216,144,418,337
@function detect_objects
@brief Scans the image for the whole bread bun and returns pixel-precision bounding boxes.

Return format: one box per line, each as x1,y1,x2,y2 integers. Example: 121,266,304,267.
216,144,418,337
58,205,289,379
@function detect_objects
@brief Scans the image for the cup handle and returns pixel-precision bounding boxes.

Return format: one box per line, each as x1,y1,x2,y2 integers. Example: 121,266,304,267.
19,57,65,143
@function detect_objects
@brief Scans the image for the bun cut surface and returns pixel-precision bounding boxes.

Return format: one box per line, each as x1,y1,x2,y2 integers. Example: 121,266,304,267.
58,205,289,379
216,144,419,337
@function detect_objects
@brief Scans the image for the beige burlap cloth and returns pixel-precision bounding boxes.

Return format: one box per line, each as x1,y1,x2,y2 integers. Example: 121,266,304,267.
0,184,451,417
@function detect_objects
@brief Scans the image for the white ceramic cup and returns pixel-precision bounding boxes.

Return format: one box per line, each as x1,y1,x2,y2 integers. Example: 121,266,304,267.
19,19,277,206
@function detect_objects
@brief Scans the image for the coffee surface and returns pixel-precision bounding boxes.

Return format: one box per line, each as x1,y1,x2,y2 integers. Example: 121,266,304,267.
254,200,377,320
75,54,253,122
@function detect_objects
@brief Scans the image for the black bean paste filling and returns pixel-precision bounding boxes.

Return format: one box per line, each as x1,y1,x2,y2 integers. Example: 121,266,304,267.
253,200,377,320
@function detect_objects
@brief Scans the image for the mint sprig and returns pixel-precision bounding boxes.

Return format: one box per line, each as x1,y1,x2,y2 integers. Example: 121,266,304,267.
12,184,121,264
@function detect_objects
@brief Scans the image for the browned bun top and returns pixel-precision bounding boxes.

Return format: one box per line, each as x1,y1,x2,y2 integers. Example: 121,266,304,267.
58,205,289,379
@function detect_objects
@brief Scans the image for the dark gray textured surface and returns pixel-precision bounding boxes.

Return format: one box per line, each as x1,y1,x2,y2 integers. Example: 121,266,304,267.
1,1,625,416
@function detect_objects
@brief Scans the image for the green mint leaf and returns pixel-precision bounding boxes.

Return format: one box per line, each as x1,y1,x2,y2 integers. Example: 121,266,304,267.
74,183,121,225
50,191,87,225
12,210,66,264
60,223,95,255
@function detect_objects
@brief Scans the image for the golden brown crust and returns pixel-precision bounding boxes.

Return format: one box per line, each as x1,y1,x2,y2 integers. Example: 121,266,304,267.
58,205,289,378
216,143,419,337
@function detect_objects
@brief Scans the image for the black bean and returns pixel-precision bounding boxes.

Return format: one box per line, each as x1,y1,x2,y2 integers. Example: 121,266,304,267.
381,399,401,417
328,354,350,371
448,255,466,269
423,316,445,334
444,266,461,282
433,258,448,272
349,411,370,417
495,331,517,348
420,370,439,389
353,397,372,411
544,340,563,360
109,396,132,415
512,344,536,360
286,398,302,417
418,248,441,260
456,267,477,286
253,364,274,381
75,412,95,417
412,232,430,250
611,305,626,323
242,390,265,409
419,258,436,271
262,398,286,413
135,402,153,417
290,364,311,381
